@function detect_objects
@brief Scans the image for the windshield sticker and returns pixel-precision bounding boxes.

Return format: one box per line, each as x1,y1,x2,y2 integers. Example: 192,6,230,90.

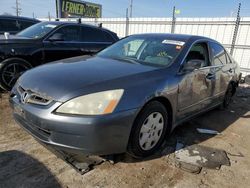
45,24,57,28
162,40,185,46
176,45,182,50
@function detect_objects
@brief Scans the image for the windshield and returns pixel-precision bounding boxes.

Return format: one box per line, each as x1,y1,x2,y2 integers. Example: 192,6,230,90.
17,22,59,39
97,36,185,66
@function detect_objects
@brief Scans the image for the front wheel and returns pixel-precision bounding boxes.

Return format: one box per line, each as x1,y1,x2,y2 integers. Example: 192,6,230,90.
0,58,32,91
127,101,169,158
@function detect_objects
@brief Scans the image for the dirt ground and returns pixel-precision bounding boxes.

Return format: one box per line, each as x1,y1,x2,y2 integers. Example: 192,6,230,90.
0,85,250,188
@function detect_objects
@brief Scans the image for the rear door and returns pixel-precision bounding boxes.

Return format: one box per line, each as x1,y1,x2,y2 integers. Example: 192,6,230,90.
43,25,82,63
79,26,114,55
209,42,232,99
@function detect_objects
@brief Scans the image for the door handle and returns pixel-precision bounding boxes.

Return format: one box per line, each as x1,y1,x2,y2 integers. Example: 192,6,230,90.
206,73,215,80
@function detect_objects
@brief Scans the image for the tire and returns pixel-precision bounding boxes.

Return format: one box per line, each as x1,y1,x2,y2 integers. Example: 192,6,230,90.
223,83,235,108
0,58,32,91
127,101,169,158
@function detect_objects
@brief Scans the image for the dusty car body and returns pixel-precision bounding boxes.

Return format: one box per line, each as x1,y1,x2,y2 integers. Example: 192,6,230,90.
10,34,240,158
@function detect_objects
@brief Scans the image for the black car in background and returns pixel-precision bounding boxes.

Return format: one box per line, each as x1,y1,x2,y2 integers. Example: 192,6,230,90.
0,15,40,35
0,21,119,90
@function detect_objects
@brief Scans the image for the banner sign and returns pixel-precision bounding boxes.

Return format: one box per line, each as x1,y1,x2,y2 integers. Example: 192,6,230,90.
57,0,102,18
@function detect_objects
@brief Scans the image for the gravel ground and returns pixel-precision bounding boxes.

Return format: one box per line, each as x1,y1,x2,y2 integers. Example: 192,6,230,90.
0,85,250,188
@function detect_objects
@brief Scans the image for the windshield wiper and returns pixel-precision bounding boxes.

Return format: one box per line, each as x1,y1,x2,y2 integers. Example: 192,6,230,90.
110,56,140,65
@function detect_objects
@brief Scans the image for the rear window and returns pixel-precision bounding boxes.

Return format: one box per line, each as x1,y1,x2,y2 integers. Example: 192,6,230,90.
81,26,114,42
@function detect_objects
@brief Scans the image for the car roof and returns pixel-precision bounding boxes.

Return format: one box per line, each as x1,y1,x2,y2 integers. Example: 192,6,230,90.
0,15,40,22
43,21,114,32
130,33,213,42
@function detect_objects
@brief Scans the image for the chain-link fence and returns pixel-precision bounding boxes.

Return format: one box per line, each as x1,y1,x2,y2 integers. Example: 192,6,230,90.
40,17,250,77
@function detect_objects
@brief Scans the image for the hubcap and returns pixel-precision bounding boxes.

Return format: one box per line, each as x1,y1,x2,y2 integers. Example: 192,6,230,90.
2,63,28,88
139,112,164,151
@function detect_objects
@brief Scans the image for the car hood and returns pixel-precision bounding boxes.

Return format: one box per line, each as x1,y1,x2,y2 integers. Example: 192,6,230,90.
0,35,35,44
17,56,159,101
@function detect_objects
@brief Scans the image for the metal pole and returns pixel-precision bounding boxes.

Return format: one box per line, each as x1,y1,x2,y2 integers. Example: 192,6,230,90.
16,0,18,16
171,6,176,34
129,0,133,18
48,12,51,21
14,0,21,16
55,0,58,18
230,3,241,55
125,8,129,36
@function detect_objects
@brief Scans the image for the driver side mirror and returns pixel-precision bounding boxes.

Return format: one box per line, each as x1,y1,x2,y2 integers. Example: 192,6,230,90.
182,60,203,72
48,33,64,42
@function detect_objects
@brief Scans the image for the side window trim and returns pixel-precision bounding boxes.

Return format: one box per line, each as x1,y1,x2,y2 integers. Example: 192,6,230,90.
225,50,233,64
44,24,80,42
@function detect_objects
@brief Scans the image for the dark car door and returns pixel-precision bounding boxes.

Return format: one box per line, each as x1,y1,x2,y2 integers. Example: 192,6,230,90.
209,42,233,99
177,42,216,119
43,25,82,63
79,26,114,55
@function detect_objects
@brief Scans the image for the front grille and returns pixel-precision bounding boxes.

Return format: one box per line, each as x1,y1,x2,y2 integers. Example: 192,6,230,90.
17,85,52,106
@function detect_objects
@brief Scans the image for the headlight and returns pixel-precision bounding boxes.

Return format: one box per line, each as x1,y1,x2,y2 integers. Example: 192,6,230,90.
56,89,124,115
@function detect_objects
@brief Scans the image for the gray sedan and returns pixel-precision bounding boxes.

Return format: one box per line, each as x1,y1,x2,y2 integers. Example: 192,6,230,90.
10,34,240,158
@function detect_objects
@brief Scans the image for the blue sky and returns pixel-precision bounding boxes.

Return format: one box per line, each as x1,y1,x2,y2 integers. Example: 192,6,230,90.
0,0,249,18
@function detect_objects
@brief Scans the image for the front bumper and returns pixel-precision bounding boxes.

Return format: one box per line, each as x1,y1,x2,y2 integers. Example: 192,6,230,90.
10,95,138,155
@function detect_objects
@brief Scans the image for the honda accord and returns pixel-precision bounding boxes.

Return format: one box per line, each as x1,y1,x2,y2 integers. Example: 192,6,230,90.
10,34,240,158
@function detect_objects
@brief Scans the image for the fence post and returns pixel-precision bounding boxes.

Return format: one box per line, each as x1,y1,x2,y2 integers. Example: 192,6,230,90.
171,6,176,34
125,8,129,36
230,3,241,55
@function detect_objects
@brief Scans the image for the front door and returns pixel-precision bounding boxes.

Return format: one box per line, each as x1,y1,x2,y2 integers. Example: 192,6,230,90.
43,25,82,63
177,42,216,119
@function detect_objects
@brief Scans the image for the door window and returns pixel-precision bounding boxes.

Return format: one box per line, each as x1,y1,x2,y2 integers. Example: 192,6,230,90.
81,26,114,42
18,20,36,31
0,19,19,32
54,25,80,41
210,42,227,65
185,43,209,67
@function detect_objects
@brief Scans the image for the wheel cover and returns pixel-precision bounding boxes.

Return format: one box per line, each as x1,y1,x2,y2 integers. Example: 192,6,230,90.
2,63,29,88
139,112,164,151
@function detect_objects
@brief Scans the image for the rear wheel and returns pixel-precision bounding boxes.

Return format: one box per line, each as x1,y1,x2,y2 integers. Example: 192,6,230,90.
127,101,168,158
0,58,32,91
223,83,235,108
